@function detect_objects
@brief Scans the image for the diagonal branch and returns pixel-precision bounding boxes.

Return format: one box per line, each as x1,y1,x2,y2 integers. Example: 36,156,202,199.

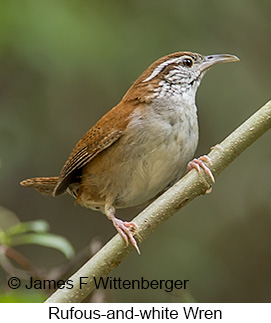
45,100,271,303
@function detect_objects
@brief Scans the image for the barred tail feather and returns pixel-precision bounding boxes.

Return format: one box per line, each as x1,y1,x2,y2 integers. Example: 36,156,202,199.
20,177,60,196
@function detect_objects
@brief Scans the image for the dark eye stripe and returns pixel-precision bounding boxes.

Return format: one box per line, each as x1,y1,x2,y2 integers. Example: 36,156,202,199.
143,57,183,82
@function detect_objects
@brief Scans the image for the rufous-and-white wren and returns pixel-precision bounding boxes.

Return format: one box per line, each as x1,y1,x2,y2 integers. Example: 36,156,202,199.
21,51,239,253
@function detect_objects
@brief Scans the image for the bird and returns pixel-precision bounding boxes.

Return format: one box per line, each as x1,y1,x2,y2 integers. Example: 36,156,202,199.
20,51,239,254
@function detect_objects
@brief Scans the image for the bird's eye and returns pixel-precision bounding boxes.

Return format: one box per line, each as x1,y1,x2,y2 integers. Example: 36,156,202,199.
183,58,193,67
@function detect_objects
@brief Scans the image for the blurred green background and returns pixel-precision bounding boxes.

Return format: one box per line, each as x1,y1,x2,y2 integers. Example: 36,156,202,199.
0,0,271,302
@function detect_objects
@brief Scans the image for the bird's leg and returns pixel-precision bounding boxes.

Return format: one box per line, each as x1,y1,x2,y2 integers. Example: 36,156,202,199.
186,155,215,184
105,205,140,254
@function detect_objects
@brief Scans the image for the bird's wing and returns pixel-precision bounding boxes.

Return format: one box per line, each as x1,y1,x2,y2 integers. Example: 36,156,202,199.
53,102,137,196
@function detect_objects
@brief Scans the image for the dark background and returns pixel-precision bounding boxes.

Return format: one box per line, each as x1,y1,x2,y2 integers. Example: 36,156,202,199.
0,0,271,302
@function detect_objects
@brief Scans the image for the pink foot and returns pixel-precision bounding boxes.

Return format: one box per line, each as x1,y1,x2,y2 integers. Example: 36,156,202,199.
112,218,140,254
187,155,215,183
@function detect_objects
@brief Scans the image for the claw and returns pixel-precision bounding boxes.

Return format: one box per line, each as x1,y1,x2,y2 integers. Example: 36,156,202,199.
105,205,140,254
112,218,140,254
187,155,215,183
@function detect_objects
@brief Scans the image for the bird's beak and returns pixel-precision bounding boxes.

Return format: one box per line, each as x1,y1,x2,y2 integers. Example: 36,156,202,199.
200,54,240,72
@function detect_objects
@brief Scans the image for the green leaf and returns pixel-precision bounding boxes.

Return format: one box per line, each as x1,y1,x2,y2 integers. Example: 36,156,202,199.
0,290,46,303
10,233,75,259
7,220,50,236
0,206,20,232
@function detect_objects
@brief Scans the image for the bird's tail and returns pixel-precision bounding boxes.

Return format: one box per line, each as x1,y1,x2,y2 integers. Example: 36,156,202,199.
20,177,59,196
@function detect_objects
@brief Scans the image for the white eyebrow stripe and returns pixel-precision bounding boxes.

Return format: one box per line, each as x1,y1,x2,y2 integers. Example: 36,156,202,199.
142,57,182,82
